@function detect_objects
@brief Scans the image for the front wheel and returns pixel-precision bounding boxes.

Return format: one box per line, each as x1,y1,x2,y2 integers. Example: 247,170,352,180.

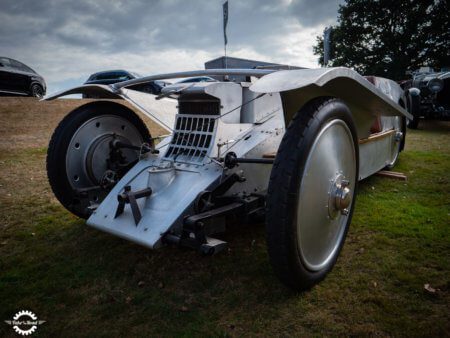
266,97,359,291
46,102,151,218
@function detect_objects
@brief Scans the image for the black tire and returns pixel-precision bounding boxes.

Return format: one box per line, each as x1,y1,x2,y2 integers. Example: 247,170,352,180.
406,93,420,129
47,101,151,218
30,84,44,98
266,97,359,291
407,116,419,129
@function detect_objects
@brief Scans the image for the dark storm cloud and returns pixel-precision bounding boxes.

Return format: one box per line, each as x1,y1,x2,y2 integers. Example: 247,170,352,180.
0,0,342,92
1,0,340,52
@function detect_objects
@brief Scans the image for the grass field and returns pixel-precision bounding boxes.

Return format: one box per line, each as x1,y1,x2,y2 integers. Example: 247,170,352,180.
0,97,449,336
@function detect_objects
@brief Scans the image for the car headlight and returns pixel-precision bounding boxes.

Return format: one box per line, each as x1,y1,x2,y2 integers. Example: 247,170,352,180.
427,78,444,93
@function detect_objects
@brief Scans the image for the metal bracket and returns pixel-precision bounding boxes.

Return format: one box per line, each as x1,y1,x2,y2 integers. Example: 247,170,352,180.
164,194,264,255
114,185,153,225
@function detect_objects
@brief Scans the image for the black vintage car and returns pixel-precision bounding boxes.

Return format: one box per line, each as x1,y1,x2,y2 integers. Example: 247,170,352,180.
83,70,167,98
0,57,46,98
401,67,450,129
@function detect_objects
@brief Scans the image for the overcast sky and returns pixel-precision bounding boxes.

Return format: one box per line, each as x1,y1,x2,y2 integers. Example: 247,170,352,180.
0,0,343,93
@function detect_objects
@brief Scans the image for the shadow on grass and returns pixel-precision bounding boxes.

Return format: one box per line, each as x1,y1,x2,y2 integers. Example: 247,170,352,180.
0,202,297,336
410,120,450,133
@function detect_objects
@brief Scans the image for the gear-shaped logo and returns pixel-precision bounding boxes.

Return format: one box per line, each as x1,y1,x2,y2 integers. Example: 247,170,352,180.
4,310,45,335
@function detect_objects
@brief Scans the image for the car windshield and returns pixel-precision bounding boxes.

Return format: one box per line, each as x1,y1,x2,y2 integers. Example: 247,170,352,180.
177,77,215,83
0,57,36,73
0,57,11,67
90,72,131,81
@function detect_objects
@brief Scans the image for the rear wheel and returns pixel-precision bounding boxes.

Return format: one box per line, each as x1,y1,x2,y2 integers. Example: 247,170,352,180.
266,97,359,291
47,102,151,218
31,84,44,98
406,116,419,129
406,92,420,129
385,116,404,170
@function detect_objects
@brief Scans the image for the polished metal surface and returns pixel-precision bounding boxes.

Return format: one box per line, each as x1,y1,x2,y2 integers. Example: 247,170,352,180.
86,83,285,249
386,116,402,167
87,158,224,249
43,84,121,101
296,119,356,272
112,69,274,90
250,67,412,140
66,115,144,189
329,175,351,218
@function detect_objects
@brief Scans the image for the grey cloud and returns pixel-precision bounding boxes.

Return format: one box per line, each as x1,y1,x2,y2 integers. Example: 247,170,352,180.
1,0,340,51
0,0,342,92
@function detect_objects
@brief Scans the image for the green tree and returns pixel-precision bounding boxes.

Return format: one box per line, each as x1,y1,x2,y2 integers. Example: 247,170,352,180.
313,0,450,80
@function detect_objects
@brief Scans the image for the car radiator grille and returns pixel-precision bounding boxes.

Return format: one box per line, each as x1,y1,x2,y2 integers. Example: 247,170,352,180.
164,114,217,163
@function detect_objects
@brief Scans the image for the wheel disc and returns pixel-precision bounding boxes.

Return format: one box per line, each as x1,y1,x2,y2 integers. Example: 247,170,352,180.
66,115,144,190
387,116,402,167
296,119,356,272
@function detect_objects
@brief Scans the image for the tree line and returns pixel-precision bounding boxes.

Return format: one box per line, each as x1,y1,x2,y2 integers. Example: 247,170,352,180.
313,0,450,79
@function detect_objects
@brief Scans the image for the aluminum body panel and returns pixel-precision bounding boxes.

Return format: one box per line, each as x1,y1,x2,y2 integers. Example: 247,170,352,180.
120,89,177,130
44,84,121,100
358,131,398,180
44,86,177,131
241,89,283,124
249,67,412,139
87,157,223,249
86,83,285,249
204,82,243,123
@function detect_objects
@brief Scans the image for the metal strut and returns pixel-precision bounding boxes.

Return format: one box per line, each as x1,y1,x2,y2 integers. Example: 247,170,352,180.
221,152,274,169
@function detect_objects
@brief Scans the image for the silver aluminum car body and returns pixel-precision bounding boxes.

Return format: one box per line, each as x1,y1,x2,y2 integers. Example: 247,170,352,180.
45,67,411,249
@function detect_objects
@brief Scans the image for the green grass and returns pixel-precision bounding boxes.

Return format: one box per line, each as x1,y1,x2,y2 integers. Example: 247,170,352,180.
0,122,449,337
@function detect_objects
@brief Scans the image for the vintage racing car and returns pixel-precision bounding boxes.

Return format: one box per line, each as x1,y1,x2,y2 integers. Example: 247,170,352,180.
44,67,411,290
401,67,450,129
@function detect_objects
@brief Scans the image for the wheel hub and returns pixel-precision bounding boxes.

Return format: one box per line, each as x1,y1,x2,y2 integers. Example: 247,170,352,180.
328,174,352,219
296,119,356,272
66,115,144,190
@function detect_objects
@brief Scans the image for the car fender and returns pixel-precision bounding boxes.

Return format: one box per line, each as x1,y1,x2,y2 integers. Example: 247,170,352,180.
44,84,177,131
250,67,412,138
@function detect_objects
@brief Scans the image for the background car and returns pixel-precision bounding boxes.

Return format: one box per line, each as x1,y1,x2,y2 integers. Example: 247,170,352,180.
0,57,46,98
176,76,217,83
83,70,168,98
400,67,450,129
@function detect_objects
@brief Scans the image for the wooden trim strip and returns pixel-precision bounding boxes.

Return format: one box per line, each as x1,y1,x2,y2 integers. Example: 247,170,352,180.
262,152,276,159
358,129,395,144
375,170,407,181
